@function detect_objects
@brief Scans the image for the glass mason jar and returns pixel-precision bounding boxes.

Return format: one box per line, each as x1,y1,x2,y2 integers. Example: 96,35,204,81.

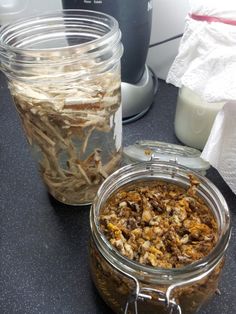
175,87,225,150
90,162,231,314
0,10,123,205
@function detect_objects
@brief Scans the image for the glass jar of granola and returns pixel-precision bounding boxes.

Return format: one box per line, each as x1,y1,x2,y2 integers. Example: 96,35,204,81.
90,161,231,314
0,10,123,205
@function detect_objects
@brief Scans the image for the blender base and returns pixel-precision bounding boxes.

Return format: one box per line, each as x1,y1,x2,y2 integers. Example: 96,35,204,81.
122,65,158,124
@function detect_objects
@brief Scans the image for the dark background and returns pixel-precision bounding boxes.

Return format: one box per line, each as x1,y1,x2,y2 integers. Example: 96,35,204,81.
0,73,235,313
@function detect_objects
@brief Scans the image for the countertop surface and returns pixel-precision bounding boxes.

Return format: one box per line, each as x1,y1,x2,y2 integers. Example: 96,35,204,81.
0,73,235,314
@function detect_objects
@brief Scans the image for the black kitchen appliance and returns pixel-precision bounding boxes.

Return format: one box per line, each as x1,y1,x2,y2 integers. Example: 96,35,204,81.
62,0,156,122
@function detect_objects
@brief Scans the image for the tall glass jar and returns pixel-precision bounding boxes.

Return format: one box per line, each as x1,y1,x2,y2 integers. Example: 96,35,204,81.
90,162,231,314
0,10,123,205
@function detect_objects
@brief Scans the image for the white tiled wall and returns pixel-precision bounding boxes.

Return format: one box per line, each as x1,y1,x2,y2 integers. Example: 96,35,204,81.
147,0,190,80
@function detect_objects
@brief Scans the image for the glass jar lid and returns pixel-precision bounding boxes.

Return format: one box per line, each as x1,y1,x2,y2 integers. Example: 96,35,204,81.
123,140,210,174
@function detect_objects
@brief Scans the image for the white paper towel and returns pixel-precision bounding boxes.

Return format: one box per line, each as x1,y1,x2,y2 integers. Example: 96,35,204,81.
201,102,236,194
166,3,236,102
166,0,236,193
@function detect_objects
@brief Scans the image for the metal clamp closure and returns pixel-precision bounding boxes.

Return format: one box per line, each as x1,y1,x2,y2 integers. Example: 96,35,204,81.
124,285,182,314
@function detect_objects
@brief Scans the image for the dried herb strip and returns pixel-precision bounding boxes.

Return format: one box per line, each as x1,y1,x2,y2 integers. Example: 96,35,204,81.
10,67,121,205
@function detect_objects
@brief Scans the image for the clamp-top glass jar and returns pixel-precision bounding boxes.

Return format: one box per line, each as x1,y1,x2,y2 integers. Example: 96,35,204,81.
0,10,123,205
90,162,231,314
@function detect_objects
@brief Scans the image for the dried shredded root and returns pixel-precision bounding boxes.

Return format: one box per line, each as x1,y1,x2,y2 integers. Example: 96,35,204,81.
10,69,122,204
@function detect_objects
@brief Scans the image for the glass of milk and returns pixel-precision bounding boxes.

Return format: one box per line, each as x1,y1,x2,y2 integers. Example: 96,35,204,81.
174,86,225,150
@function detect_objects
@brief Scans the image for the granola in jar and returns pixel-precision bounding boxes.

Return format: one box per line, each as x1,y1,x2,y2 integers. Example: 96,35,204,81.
100,175,218,269
90,162,231,314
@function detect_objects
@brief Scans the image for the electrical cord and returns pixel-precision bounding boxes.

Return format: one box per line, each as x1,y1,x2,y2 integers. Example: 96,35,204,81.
149,33,183,48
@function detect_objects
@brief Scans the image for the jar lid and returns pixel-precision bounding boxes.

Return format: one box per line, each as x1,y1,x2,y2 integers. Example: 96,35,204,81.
123,140,210,174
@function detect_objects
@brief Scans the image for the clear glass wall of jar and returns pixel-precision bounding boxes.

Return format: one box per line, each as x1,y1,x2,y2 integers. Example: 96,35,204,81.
0,10,123,205
90,162,231,314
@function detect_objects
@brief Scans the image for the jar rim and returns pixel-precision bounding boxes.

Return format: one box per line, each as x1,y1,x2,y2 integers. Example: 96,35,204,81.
91,161,231,284
0,9,119,53
0,9,123,82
